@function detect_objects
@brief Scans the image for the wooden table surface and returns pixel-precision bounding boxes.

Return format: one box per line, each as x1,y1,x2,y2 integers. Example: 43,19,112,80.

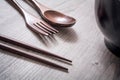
0,0,120,80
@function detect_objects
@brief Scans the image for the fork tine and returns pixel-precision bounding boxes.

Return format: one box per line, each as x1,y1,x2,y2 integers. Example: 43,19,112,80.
29,24,49,36
34,23,52,35
40,21,59,33
36,23,56,34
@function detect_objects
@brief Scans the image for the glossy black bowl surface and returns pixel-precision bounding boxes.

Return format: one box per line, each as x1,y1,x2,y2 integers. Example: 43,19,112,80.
95,0,120,57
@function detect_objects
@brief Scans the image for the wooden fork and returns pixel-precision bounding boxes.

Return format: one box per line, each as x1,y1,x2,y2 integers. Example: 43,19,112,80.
8,0,58,36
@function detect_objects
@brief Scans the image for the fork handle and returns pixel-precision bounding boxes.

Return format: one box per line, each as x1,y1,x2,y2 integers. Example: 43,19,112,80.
8,0,27,18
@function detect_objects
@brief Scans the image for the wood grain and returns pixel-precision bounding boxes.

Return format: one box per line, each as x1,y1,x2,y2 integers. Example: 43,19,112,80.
0,0,120,80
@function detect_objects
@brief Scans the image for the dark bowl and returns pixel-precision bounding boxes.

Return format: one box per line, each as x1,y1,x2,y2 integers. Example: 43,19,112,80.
95,0,120,57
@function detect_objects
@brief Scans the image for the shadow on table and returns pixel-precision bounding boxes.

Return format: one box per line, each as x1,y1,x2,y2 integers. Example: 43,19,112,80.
32,32,58,47
56,27,78,43
112,60,120,80
0,49,69,73
31,27,78,47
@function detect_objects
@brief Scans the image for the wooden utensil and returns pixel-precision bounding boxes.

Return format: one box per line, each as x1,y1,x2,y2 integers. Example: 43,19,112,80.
25,0,76,27
0,34,72,63
0,42,68,72
8,0,58,36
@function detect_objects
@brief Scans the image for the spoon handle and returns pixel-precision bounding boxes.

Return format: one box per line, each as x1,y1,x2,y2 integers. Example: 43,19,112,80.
24,0,50,14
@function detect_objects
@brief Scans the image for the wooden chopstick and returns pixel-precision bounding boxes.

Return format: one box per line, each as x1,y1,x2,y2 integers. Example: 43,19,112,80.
0,34,72,63
0,42,68,72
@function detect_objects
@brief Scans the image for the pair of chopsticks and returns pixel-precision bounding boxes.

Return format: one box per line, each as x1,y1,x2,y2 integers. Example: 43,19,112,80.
0,34,72,72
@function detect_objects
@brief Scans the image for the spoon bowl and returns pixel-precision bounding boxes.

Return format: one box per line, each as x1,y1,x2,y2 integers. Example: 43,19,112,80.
25,0,76,27
44,10,76,27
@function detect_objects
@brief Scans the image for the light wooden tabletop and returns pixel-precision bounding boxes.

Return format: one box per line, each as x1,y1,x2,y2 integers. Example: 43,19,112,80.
0,0,120,80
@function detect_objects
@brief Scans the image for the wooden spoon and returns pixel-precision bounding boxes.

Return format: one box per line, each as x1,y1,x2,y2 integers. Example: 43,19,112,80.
25,0,76,27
